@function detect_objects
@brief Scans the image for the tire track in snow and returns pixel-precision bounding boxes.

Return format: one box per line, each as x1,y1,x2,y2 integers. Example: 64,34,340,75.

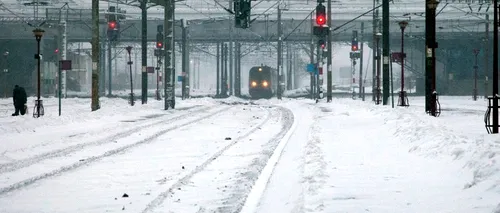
141,106,285,213
0,106,231,196
0,105,208,174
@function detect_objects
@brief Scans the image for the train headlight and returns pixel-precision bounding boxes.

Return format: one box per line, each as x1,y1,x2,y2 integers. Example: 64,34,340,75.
258,67,262,72
251,81,257,87
262,81,268,87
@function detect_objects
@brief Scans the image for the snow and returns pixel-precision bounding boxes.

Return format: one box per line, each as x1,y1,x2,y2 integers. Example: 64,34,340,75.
257,96,500,213
0,95,499,212
240,106,298,213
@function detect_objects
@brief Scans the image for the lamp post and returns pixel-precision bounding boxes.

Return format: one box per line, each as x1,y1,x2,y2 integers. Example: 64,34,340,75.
398,20,409,107
375,32,382,105
33,28,45,118
426,0,440,117
126,46,134,106
473,49,480,101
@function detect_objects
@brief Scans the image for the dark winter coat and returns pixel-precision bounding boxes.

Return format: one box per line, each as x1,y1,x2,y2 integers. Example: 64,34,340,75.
13,86,27,106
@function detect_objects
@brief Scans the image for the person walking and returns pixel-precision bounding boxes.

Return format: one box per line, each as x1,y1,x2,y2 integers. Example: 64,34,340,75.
12,85,27,116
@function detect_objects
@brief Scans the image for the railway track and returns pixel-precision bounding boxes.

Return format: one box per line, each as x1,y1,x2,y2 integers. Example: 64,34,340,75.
0,105,206,174
0,105,232,196
142,106,294,213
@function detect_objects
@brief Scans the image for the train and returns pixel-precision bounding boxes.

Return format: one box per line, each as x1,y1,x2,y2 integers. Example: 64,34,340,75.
248,65,278,99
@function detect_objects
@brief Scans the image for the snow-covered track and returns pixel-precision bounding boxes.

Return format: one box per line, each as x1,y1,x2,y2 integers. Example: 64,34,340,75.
0,105,232,196
0,105,208,174
141,106,294,213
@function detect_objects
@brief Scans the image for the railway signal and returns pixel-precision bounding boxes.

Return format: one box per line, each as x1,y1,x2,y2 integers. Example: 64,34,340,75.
234,0,251,29
351,30,359,51
318,39,326,49
107,6,119,41
316,3,326,26
313,2,329,37
156,25,164,49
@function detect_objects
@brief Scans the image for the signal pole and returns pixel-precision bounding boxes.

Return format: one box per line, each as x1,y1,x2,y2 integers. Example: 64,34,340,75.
181,20,187,100
473,49,480,101
382,0,390,105
425,0,440,116
91,0,100,111
485,14,490,99
164,0,175,110
156,24,164,101
492,0,498,133
327,0,332,102
310,24,315,100
359,22,364,100
372,0,378,102
216,42,220,96
277,5,283,100
313,0,326,101
140,0,148,104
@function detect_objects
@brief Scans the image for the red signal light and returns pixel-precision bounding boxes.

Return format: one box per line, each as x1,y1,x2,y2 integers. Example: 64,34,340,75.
316,15,326,25
352,45,358,51
108,21,116,29
156,42,163,48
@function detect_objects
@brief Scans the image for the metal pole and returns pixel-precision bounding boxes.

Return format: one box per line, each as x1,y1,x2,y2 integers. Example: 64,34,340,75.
128,48,134,106
425,1,431,114
287,42,292,90
60,20,67,99
317,41,321,100
157,55,160,100
100,38,105,95
376,34,381,104
91,0,100,111
277,6,283,100
425,0,439,115
359,22,364,100
164,0,174,110
37,37,41,117
401,26,404,93
181,20,187,100
221,43,225,96
58,61,61,116
171,0,176,108
428,2,439,116
224,43,228,96
327,0,333,102
197,60,200,90
108,40,112,96
236,42,241,96
186,32,190,98
141,0,148,104
474,49,479,101
372,0,377,102
229,42,233,96
216,42,220,96
310,20,315,99
390,53,394,108
382,0,390,105
493,0,498,133
485,14,490,99
398,22,408,107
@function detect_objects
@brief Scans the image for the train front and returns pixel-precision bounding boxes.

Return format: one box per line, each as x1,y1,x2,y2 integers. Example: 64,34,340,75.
248,66,273,99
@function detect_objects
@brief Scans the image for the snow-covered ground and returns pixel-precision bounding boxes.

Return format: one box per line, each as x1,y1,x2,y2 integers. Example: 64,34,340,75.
0,95,499,212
